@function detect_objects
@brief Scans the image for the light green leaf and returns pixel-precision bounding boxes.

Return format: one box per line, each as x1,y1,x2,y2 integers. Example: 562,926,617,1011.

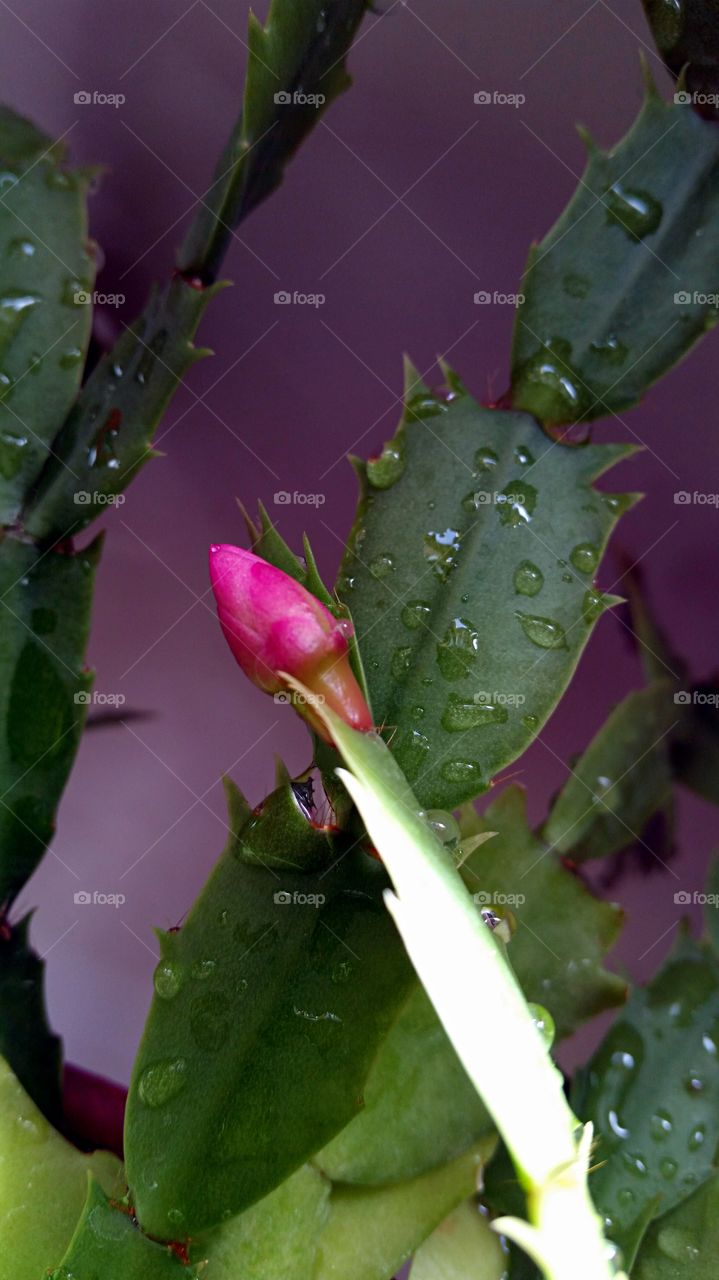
178,0,369,281
511,86,719,424
337,365,633,810
0,107,95,521
542,682,677,861
410,1200,509,1280
0,1058,122,1280
190,1164,329,1279
315,983,492,1185
314,1143,492,1280
459,786,625,1039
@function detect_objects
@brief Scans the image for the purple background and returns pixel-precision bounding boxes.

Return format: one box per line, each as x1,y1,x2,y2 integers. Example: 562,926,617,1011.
6,0,719,1084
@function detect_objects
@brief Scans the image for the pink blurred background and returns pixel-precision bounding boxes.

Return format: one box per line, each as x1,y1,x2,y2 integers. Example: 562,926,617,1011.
6,0,719,1084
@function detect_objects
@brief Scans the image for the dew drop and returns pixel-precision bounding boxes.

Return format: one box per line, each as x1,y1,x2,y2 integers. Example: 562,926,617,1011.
406,391,447,419
473,446,499,473
45,168,73,190
138,1058,188,1107
367,441,405,489
436,617,479,680
583,589,609,621
650,1110,673,1141
424,529,460,580
515,611,568,649
563,272,591,299
514,337,588,422
514,560,544,596
658,1227,701,1264
688,1124,706,1150
191,958,216,981
422,809,461,845
369,553,395,579
401,600,431,631
7,238,35,258
441,758,482,785
442,692,508,732
394,729,430,780
0,430,29,480
497,480,538,526
590,334,629,365
660,1158,678,1180
59,346,83,369
522,713,538,731
605,184,662,240
570,542,599,573
514,444,535,465
153,961,183,1000
391,645,413,679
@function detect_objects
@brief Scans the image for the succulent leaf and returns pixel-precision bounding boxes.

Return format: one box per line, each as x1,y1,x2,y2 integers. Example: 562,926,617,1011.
0,914,62,1122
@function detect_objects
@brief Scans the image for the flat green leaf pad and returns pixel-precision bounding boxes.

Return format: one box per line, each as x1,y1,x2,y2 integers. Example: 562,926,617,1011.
633,1172,719,1279
573,932,719,1264
0,108,95,521
460,786,625,1039
511,89,719,424
48,1181,197,1280
125,782,413,1238
543,681,677,860
0,534,100,903
338,369,633,809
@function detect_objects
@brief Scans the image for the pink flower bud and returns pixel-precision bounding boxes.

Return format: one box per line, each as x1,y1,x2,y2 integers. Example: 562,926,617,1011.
209,544,373,739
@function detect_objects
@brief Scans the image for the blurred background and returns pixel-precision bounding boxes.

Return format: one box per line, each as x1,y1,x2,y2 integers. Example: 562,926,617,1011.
5,0,718,1084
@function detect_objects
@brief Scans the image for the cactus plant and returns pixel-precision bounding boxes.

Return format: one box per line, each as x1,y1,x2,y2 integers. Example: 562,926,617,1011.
0,2,719,1278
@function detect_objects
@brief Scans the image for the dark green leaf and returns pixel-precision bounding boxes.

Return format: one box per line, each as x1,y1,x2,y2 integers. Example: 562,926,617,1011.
671,679,719,805
315,984,493,1185
633,1171,719,1279
48,1181,198,1280
337,365,633,810
572,931,719,1266
125,780,413,1238
0,108,95,521
642,0,719,109
0,914,61,1122
0,534,100,903
460,786,625,1039
542,682,677,861
511,87,719,425
23,279,218,541
178,0,369,282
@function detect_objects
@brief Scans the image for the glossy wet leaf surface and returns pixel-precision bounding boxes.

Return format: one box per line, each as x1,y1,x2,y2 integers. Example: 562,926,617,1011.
125,780,413,1238
48,1180,197,1280
0,914,61,1122
0,108,95,522
459,786,625,1039
313,1143,491,1280
0,535,100,903
633,1171,719,1279
572,931,719,1266
543,682,677,860
511,88,719,424
24,278,217,540
178,0,369,281
0,1058,122,1280
315,984,493,1185
337,367,632,810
